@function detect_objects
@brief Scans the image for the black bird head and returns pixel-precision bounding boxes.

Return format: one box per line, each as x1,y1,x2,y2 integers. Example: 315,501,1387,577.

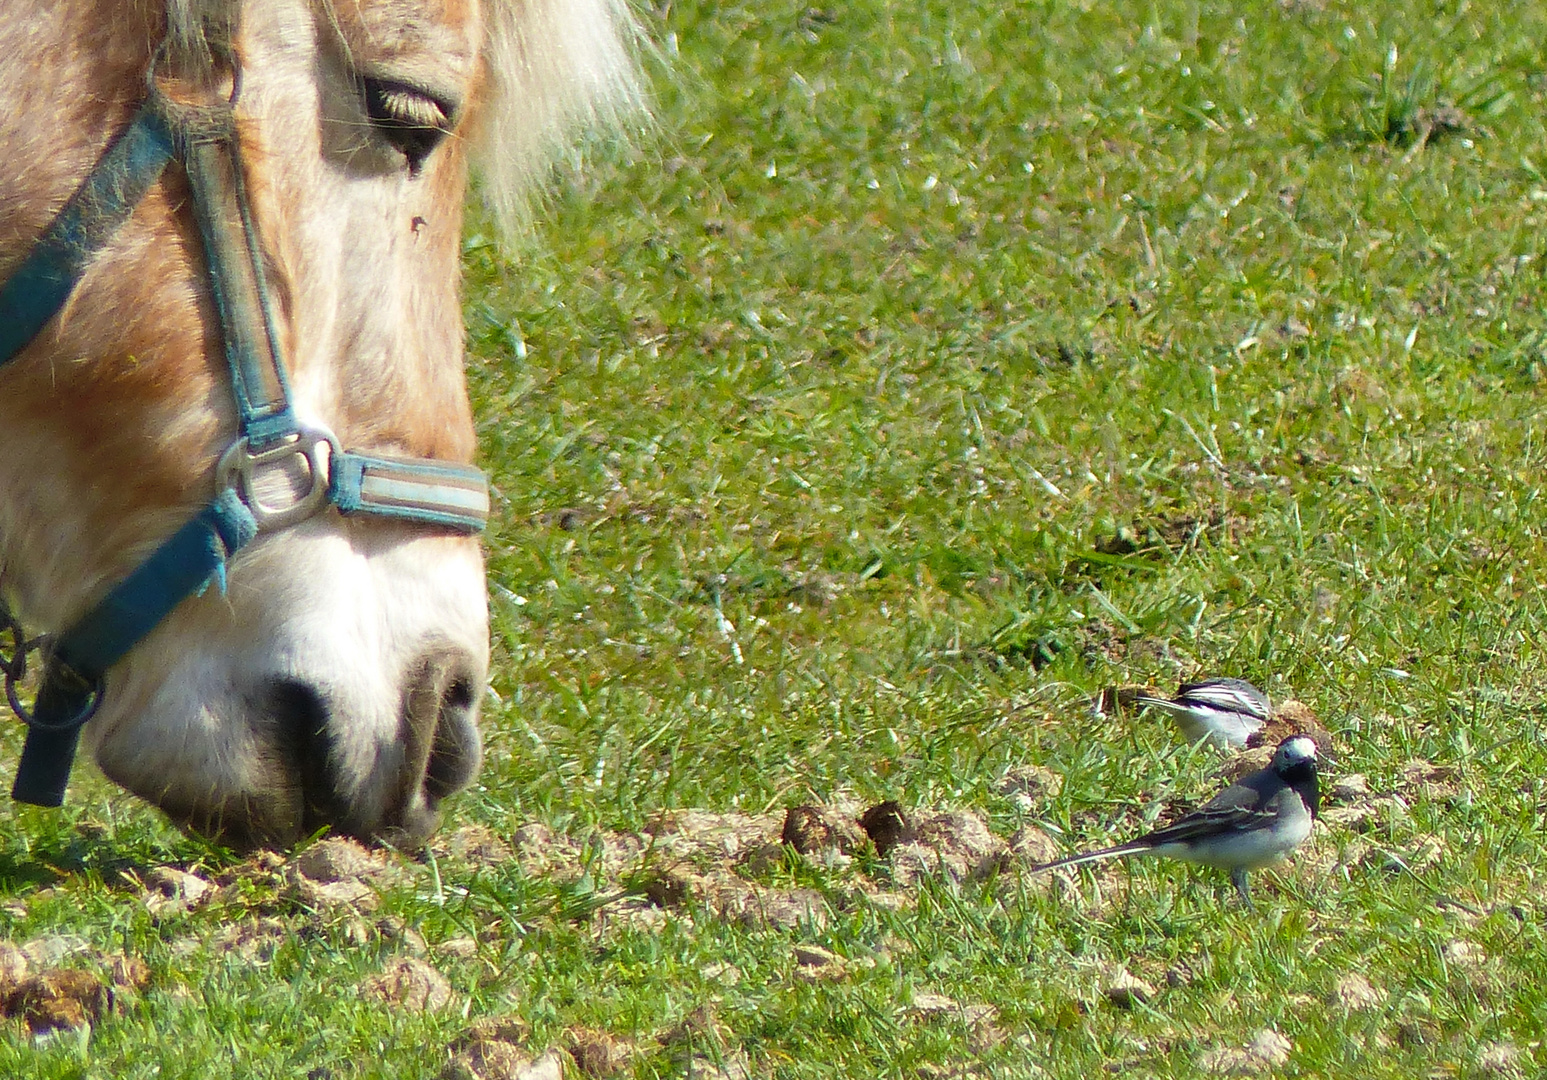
1271,734,1320,819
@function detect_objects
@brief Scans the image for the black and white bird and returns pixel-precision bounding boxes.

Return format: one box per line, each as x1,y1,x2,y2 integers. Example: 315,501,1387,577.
1135,677,1270,748
1036,735,1320,905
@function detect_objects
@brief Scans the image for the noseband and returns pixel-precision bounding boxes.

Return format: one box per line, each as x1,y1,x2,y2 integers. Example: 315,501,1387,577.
0,34,490,807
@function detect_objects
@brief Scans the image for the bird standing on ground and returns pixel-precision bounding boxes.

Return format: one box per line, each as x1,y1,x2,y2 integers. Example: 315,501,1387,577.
1135,677,1270,748
1035,735,1320,905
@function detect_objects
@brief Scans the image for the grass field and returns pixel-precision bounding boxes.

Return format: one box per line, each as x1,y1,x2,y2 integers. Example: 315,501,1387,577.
7,0,1547,1075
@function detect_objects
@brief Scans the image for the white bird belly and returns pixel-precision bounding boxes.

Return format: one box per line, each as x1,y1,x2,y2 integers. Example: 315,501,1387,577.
1150,813,1312,870
1175,709,1263,749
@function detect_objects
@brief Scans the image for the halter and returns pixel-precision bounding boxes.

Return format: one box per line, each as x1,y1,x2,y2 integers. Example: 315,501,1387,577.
0,34,490,807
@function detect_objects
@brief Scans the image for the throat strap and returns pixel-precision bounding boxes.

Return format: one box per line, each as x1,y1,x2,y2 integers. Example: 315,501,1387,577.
0,109,176,365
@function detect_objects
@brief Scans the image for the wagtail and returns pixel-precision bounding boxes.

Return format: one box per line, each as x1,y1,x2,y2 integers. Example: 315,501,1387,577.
1036,735,1320,905
1135,677,1270,748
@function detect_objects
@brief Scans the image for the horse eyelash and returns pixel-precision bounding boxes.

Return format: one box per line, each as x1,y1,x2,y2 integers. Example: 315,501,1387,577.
358,76,458,174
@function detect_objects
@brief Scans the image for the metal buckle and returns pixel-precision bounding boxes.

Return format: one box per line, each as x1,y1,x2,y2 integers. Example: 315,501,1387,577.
216,424,341,531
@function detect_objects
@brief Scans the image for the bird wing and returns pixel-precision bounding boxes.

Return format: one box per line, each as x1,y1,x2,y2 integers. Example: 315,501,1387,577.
1134,803,1278,847
1132,695,1188,713
1137,765,1297,846
1175,679,1270,719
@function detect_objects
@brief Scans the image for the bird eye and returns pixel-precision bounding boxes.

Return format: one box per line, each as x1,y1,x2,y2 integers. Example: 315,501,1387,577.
359,76,458,174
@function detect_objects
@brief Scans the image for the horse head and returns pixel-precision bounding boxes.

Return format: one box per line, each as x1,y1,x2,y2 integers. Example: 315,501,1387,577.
0,0,637,845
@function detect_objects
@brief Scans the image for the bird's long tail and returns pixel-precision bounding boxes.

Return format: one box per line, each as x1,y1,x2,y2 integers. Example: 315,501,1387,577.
1034,841,1153,873
1132,695,1186,714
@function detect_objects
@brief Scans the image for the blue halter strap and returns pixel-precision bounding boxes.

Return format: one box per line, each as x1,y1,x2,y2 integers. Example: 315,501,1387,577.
0,45,490,807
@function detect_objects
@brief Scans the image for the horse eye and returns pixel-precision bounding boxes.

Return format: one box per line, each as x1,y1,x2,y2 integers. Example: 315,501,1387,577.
359,76,458,174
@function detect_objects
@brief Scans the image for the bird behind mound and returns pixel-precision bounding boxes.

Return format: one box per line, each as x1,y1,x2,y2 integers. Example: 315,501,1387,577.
1134,676,1271,749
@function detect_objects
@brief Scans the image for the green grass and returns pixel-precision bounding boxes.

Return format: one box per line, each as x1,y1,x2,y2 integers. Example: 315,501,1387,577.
9,0,1547,1075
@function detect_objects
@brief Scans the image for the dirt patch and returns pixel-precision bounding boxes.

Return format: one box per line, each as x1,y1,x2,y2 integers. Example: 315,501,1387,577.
1214,746,1275,784
288,838,405,913
886,809,1007,886
1197,1029,1292,1075
713,881,829,931
509,823,586,877
1478,1041,1525,1077
565,1027,637,1077
1320,794,1410,833
1398,759,1463,802
443,1035,562,1080
791,943,849,983
1328,774,1370,803
644,809,783,864
294,838,392,883
1006,825,1060,866
4,968,108,1036
1245,699,1336,755
457,798,1093,935
205,917,291,964
1102,968,1157,1009
20,934,91,970
781,805,864,856
906,991,1003,1051
362,956,453,1012
437,823,515,865
1330,973,1384,1012
0,941,27,996
995,764,1063,812
436,936,480,959
139,866,214,917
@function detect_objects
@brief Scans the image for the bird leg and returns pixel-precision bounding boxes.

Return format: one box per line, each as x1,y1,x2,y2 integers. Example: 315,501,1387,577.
1231,868,1254,909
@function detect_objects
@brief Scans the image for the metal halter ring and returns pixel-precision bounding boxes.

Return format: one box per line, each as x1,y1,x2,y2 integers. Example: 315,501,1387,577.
0,614,32,710
2,614,103,735
216,424,342,531
9,666,104,735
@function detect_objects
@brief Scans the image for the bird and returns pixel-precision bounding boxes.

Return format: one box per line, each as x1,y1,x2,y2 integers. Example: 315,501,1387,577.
1134,676,1270,748
1035,734,1320,905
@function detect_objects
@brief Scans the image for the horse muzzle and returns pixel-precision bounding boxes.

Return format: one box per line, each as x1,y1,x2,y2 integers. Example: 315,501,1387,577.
80,523,491,849
116,641,484,849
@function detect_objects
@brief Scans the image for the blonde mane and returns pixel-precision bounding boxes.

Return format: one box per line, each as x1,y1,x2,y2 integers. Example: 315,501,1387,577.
477,0,643,235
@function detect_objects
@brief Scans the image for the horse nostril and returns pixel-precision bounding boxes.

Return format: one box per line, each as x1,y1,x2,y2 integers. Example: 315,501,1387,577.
389,646,483,840
252,653,482,846
424,672,480,800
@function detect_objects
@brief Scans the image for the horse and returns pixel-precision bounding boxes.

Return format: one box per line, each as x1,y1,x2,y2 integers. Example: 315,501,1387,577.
0,0,639,846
